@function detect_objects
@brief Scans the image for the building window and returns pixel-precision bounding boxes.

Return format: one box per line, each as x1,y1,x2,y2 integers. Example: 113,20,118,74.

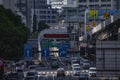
47,16,50,19
48,11,50,14
101,4,111,7
79,0,86,2
47,20,50,23
89,0,99,2
90,5,100,9
52,21,55,23
101,0,111,2
52,16,56,19
21,0,26,3
22,7,26,11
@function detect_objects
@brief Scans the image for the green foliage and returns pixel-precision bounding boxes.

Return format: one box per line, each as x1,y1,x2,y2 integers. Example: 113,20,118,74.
30,21,49,39
38,21,49,32
0,5,29,60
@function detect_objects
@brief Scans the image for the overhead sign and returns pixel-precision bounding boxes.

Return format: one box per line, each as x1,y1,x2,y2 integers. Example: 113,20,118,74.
24,43,32,58
44,34,69,38
59,48,67,57
57,43,69,57
41,40,50,49
41,49,50,57
57,43,69,49
89,10,119,19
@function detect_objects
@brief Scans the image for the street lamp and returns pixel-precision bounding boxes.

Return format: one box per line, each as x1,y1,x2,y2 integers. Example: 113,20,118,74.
84,8,89,40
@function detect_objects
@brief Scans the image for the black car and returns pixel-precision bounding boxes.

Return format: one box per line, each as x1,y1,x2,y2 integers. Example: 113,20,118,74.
6,72,22,80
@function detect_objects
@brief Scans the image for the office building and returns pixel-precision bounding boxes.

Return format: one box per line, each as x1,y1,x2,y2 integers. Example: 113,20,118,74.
16,0,58,32
1,0,17,13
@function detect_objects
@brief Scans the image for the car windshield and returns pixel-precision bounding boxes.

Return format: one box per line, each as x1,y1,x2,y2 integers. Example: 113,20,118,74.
30,67,36,69
72,60,78,64
73,65,80,67
74,68,80,70
17,69,23,72
27,72,35,76
25,77,34,80
90,68,96,71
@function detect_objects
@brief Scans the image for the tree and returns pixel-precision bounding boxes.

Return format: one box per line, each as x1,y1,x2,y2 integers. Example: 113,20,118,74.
0,5,29,60
38,21,49,32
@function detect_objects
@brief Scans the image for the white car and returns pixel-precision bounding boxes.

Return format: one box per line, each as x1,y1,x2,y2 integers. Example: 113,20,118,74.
71,60,78,65
72,67,81,77
88,67,96,77
28,65,37,71
82,59,90,69
72,63,80,68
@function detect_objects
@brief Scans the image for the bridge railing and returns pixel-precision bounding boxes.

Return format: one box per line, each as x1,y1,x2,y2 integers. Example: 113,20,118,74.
79,12,120,41
91,12,120,35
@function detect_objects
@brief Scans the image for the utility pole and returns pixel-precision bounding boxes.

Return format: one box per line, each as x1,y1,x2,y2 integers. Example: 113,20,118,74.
84,8,89,40
33,0,37,33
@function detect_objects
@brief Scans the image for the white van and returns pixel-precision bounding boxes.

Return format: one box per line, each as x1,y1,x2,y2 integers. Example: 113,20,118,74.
88,67,96,77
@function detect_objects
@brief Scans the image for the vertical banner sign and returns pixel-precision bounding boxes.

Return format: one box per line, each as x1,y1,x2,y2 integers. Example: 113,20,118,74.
24,43,32,58
41,49,50,57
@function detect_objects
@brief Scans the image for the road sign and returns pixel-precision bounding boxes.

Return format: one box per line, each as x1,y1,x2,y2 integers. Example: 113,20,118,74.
24,43,32,58
59,48,67,57
57,43,69,49
57,43,69,57
41,49,50,57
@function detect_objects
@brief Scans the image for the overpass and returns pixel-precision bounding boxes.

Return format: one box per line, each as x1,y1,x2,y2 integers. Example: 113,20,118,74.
37,28,69,61
79,11,120,42
84,12,120,78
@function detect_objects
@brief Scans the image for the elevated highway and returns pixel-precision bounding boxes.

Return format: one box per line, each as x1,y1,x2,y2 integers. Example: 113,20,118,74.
87,12,120,78
79,12,120,42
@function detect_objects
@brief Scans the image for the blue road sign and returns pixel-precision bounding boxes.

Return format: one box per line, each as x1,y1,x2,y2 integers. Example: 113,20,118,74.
57,43,69,57
57,43,69,49
62,43,69,49
41,49,50,57
24,43,32,58
59,48,67,57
